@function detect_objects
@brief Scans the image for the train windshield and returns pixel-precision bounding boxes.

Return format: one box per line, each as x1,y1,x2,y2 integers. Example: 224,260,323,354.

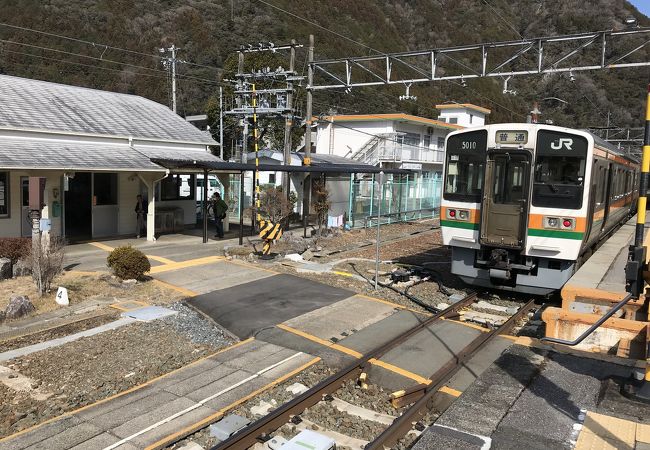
443,130,488,202
533,130,588,209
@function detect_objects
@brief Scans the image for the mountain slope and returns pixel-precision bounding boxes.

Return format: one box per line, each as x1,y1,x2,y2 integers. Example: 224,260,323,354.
0,0,647,133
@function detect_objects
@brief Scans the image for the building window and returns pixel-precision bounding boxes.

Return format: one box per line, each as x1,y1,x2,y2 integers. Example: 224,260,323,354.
423,135,431,148
449,117,458,124
93,173,118,205
268,173,276,184
0,172,8,217
160,174,195,201
437,137,445,149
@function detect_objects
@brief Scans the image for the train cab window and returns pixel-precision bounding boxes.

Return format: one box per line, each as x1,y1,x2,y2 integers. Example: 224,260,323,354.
533,130,588,209
492,154,527,204
443,130,488,202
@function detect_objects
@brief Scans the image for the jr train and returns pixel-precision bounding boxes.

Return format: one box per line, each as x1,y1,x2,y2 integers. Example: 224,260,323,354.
441,123,638,295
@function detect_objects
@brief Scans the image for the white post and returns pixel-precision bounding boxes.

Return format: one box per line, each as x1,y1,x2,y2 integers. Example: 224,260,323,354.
374,171,384,290
171,45,177,114
219,86,224,160
146,179,156,242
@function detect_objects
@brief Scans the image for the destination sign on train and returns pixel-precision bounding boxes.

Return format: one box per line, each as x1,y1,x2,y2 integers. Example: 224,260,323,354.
496,130,528,145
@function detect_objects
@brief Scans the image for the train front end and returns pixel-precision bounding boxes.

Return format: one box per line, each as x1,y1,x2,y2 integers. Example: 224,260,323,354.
441,124,592,295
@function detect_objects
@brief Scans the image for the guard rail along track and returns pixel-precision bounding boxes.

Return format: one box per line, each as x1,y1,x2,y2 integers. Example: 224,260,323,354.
211,293,536,450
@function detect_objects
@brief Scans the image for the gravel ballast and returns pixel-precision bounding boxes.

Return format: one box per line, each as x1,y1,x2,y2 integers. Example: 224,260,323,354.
0,301,234,438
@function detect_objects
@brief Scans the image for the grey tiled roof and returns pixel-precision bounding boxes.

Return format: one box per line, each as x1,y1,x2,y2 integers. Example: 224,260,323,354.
134,146,222,164
0,75,217,144
0,139,163,171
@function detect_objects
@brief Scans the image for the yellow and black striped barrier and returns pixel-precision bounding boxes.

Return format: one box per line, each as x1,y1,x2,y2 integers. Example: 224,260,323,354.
259,219,283,255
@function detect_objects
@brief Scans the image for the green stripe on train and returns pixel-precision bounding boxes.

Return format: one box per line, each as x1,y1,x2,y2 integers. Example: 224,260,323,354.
527,228,584,240
440,220,479,230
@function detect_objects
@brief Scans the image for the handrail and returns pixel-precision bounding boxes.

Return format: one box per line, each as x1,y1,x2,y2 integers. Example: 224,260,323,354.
540,292,633,346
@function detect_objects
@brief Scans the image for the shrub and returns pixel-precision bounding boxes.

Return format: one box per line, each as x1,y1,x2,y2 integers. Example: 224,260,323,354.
0,237,31,263
107,246,151,280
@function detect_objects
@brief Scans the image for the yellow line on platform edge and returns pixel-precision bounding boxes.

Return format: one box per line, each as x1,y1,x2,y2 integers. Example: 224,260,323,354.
0,337,255,444
144,356,322,450
148,256,225,274
147,255,176,265
89,241,114,252
356,293,433,316
277,324,363,358
152,279,198,298
276,324,456,390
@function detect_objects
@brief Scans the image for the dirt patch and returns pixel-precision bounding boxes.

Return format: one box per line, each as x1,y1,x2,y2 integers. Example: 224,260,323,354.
0,272,185,320
0,311,120,353
0,312,233,438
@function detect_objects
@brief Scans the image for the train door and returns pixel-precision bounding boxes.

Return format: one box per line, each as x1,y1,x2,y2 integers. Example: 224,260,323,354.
480,151,530,249
602,163,613,231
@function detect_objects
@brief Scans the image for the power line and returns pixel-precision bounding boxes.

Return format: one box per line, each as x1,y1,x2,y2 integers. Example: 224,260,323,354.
0,38,221,85
0,21,221,71
256,0,526,119
0,47,221,87
481,0,524,40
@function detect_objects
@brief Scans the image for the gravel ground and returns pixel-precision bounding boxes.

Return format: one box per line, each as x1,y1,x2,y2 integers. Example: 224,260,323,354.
0,311,121,353
336,379,397,416
301,400,386,441
0,303,234,438
163,302,233,348
171,362,335,449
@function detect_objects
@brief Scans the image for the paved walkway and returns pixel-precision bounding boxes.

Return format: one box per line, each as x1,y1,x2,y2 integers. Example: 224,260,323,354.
0,339,318,450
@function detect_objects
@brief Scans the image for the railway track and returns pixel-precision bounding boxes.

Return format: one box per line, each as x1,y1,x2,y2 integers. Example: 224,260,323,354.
209,293,536,450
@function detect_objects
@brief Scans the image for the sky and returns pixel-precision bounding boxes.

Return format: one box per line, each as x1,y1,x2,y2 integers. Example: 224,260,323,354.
629,0,650,17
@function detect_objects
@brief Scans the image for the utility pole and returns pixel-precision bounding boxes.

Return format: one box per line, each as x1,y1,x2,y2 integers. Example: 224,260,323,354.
283,40,297,197
302,34,314,238
219,86,224,160
160,44,180,114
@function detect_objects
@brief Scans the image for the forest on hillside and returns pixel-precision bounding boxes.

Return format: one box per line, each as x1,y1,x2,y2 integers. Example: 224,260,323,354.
0,0,648,155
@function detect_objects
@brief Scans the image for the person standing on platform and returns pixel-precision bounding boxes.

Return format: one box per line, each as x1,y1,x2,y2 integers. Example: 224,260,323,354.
211,192,228,239
135,194,146,238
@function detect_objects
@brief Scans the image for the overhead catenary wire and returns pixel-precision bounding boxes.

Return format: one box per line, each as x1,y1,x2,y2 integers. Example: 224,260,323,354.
0,20,221,71
0,39,222,86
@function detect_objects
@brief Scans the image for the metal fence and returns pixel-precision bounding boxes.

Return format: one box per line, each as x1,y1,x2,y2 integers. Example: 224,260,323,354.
348,176,442,228
221,174,441,229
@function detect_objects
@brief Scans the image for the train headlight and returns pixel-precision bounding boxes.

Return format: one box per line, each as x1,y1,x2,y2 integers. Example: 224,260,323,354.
544,217,559,229
561,218,575,230
458,210,469,220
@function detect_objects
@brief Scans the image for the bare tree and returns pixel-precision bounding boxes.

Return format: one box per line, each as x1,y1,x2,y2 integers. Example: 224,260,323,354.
258,186,293,224
312,180,331,237
29,235,65,297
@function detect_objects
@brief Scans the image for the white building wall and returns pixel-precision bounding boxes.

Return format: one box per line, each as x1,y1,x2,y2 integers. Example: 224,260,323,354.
316,121,392,157
437,108,486,127
117,172,141,236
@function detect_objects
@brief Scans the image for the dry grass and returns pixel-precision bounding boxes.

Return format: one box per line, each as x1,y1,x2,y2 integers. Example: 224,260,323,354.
0,271,185,316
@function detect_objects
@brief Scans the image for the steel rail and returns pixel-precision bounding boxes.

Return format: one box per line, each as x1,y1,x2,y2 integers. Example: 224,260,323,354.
211,291,479,450
365,298,537,450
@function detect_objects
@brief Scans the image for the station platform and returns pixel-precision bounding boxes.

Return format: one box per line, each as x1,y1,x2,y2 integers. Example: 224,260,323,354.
543,216,650,359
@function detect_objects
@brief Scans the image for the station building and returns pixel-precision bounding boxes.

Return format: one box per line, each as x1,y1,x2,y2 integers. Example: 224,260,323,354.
313,104,490,179
0,74,221,242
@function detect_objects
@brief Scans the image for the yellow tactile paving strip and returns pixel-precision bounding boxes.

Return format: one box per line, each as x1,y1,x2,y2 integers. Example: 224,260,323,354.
109,300,149,311
275,323,461,397
575,411,641,450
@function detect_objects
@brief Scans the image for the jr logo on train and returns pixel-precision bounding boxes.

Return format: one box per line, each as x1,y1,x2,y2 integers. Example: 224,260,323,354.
441,124,639,295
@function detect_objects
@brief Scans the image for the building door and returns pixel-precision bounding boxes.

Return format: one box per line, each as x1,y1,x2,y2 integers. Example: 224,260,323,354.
20,177,31,237
64,172,92,242
480,152,530,249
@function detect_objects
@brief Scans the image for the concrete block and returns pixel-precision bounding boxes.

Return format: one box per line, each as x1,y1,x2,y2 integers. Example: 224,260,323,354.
285,382,309,395
121,306,177,322
177,443,205,450
266,435,288,449
209,414,251,441
250,400,275,416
